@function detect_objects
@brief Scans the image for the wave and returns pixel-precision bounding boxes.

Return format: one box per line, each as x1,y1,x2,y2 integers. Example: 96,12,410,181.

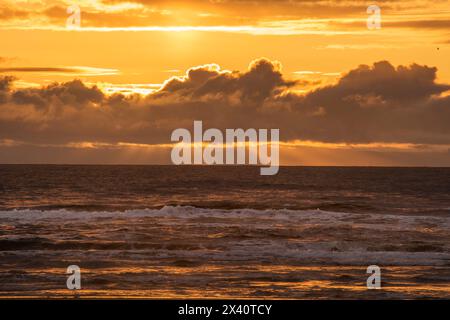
0,205,449,226
0,206,449,267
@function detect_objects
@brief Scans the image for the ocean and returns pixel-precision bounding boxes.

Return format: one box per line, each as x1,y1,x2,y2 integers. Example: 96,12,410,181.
0,165,449,298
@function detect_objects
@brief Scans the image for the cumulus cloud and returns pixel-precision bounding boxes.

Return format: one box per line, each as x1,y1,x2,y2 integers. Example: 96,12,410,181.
0,58,449,152
294,61,450,144
155,59,294,102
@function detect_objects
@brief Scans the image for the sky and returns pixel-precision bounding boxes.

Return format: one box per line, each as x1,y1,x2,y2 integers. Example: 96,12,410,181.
0,0,449,166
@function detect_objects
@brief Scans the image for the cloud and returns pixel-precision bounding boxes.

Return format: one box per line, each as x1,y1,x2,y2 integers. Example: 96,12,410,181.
9,79,104,110
0,76,14,91
0,66,119,76
308,61,448,102
0,56,20,68
0,76,14,104
2,0,450,36
0,58,449,154
0,57,15,65
0,6,29,20
290,61,450,144
155,59,294,102
330,19,450,31
386,19,450,30
0,67,84,73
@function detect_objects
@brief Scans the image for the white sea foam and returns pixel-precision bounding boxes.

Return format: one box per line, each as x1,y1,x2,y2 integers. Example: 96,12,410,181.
0,205,449,227
1,206,449,267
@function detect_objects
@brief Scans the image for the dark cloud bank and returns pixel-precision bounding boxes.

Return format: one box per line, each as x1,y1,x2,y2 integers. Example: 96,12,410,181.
0,58,449,164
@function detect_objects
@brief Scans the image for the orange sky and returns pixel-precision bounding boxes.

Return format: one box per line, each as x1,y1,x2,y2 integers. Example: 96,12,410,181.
0,0,449,165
